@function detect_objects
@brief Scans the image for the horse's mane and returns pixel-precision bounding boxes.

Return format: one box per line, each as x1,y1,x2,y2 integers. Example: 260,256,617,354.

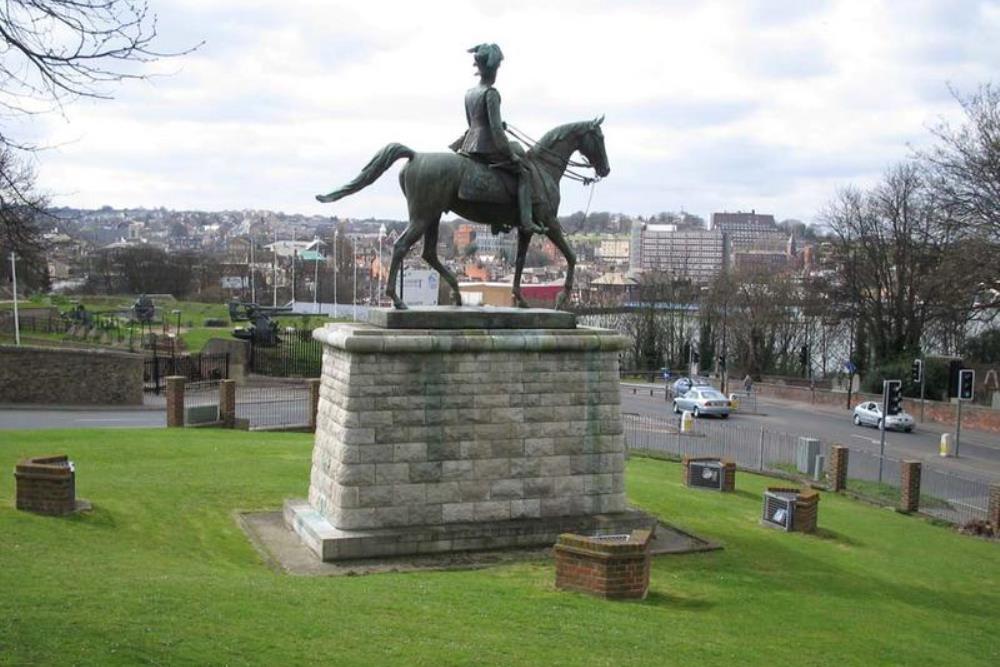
529,121,592,155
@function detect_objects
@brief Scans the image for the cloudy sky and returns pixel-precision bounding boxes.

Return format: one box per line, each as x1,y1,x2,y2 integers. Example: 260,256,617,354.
18,0,1000,224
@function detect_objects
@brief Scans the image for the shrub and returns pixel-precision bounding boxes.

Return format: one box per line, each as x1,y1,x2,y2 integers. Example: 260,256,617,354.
203,318,228,328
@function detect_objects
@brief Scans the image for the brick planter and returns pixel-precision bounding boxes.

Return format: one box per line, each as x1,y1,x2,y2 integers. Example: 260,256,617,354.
554,529,653,600
761,487,819,533
682,457,735,492
14,455,77,516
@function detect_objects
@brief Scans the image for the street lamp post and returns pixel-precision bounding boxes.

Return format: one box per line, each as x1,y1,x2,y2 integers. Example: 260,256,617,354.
353,251,358,322
10,252,20,347
333,228,339,319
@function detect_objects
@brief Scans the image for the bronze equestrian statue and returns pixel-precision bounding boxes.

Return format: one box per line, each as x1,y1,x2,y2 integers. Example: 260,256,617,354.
316,45,610,311
449,43,544,235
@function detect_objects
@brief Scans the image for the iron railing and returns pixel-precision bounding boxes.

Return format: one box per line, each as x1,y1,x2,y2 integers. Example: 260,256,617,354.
623,412,990,525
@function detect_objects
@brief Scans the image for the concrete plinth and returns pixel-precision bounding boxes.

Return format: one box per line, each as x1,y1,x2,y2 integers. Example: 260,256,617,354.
287,310,654,561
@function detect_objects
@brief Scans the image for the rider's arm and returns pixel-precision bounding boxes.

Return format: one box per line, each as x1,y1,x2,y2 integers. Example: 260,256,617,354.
485,88,514,159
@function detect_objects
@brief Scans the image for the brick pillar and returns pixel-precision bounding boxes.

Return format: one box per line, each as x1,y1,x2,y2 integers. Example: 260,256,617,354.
988,484,1000,532
219,379,236,428
829,445,849,492
307,378,321,432
900,460,922,513
165,376,185,428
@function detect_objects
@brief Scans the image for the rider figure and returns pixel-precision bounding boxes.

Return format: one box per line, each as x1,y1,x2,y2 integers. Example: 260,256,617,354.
450,43,545,234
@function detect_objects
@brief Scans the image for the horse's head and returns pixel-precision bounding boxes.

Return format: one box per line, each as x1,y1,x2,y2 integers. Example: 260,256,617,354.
579,116,610,178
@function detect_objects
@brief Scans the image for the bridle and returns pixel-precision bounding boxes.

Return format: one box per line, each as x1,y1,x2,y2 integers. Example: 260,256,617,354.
506,123,604,185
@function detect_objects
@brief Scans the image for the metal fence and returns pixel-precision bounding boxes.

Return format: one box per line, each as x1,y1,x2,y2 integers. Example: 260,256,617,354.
623,412,990,525
249,330,322,378
236,385,311,430
144,353,230,394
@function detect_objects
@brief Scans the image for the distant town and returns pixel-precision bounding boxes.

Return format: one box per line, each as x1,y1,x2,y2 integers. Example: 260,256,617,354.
29,205,817,309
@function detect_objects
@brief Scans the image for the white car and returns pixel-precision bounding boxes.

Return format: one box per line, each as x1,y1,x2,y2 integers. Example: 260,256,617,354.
673,387,731,418
852,401,914,432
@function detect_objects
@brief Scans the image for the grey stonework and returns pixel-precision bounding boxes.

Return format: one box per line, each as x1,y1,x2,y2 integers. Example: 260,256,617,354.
305,323,628,532
0,344,143,406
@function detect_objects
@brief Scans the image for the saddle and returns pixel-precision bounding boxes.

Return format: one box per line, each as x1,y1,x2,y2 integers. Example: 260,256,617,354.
457,158,518,204
457,155,550,206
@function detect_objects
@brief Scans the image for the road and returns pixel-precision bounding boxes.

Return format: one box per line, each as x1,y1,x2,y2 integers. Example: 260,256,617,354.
620,383,1000,482
0,408,165,430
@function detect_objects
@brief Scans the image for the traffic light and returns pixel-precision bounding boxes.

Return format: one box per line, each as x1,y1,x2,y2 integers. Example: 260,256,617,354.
884,379,903,416
911,359,922,384
692,351,700,364
948,359,963,397
799,345,808,366
958,369,975,401
718,354,726,369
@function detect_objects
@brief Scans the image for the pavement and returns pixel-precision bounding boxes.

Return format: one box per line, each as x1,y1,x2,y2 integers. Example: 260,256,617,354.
621,383,1000,483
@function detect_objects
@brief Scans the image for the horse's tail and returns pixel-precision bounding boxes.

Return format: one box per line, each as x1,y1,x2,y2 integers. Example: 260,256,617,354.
316,143,415,203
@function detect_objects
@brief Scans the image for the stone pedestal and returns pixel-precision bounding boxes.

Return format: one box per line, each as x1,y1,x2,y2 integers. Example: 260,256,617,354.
682,456,735,492
900,460,921,513
829,445,849,492
286,308,654,560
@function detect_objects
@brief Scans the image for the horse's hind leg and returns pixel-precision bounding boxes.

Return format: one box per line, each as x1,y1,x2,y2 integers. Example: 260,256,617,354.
512,228,532,308
420,221,462,306
385,222,426,309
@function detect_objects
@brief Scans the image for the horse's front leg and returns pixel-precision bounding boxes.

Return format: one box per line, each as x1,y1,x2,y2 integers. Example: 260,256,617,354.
543,222,576,311
512,228,532,308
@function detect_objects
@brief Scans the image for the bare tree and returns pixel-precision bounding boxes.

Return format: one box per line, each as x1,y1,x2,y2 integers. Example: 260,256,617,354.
0,1,193,123
920,84,1000,247
820,163,989,364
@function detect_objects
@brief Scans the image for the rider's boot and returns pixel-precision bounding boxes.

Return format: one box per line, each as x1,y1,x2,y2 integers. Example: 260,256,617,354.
517,169,546,234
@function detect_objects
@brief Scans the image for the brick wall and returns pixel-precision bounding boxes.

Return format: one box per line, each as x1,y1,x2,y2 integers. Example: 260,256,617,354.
15,455,76,515
0,345,143,405
753,382,1000,433
554,529,652,599
900,461,922,513
829,446,849,492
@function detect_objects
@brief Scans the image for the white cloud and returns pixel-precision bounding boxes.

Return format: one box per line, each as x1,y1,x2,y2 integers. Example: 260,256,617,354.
23,0,998,223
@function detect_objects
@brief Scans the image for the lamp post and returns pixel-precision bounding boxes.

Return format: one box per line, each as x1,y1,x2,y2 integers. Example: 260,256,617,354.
353,251,358,322
10,252,20,346
313,240,320,315
333,228,339,319
377,223,386,308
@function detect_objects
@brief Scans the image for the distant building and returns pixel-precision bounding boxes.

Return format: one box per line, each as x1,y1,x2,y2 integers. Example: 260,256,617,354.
458,281,561,308
596,236,629,263
710,210,794,272
628,223,725,283
473,233,515,259
453,224,476,253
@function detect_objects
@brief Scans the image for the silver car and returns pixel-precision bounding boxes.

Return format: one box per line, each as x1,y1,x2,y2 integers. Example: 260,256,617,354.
852,401,914,432
673,387,731,418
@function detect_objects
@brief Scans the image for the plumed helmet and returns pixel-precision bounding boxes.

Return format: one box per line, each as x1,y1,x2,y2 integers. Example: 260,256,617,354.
467,43,504,74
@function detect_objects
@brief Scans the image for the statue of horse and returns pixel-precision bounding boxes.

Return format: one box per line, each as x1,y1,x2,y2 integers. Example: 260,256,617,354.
316,117,610,310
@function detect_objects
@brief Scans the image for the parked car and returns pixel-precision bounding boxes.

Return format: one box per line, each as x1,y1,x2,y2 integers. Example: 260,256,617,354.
852,401,914,432
671,376,711,397
673,387,731,418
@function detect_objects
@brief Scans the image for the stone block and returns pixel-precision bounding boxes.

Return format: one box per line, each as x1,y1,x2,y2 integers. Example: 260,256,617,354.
358,485,393,508
459,480,491,502
409,461,443,483
374,463,410,484
393,483,426,506
393,442,427,462
442,502,475,523
425,482,462,504
474,501,510,521
490,479,524,500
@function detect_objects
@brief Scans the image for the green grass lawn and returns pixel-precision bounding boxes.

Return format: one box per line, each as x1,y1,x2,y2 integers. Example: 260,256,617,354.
1,429,997,665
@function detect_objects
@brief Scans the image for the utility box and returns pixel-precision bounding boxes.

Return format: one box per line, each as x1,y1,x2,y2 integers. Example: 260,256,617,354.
797,437,821,476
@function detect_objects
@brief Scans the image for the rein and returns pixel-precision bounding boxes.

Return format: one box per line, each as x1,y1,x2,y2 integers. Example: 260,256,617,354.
506,123,602,185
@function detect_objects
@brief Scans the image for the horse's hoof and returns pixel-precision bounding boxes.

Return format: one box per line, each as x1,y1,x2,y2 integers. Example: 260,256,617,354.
393,301,409,310
316,194,331,203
